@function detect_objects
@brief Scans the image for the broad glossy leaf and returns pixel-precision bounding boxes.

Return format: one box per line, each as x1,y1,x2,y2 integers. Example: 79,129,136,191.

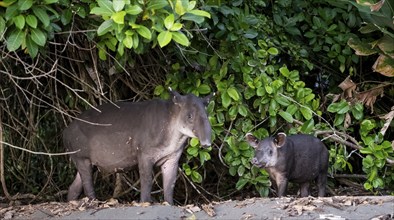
187,9,211,18
97,19,114,36
0,17,5,36
113,0,125,12
197,84,210,94
170,23,183,31
5,4,19,21
164,14,174,30
300,106,313,120
181,13,204,24
18,0,33,10
191,170,202,183
136,26,151,40
112,11,126,24
267,47,279,55
30,28,46,46
90,7,113,16
221,92,231,108
227,87,239,101
301,119,314,133
97,0,114,14
171,31,190,46
26,35,38,58
175,0,186,15
32,7,50,27
44,0,58,3
26,15,37,28
157,31,172,47
14,15,25,29
126,5,142,15
123,35,133,48
235,178,248,190
348,37,376,56
147,0,168,10
238,105,248,117
6,29,24,51
279,111,293,123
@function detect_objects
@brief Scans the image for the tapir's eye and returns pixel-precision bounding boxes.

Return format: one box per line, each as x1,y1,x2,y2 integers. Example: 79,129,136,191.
269,150,273,155
187,113,193,120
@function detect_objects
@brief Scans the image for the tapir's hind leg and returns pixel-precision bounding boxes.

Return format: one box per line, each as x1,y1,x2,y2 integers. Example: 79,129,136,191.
67,172,83,201
317,172,327,197
68,158,96,200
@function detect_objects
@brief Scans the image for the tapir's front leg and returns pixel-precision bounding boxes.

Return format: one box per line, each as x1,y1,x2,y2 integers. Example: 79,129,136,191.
161,151,183,205
138,158,154,203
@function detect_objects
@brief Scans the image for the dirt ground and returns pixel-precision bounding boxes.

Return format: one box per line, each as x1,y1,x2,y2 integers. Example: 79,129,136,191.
2,196,393,220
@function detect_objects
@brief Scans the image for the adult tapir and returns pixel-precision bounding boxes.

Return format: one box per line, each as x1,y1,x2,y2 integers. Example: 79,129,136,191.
63,89,213,204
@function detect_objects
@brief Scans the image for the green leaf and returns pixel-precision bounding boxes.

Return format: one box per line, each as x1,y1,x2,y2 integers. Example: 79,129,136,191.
175,0,186,15
0,17,5,36
32,7,50,27
171,31,190,46
279,110,293,123
236,178,248,190
279,67,290,78
237,165,245,176
300,106,313,120
18,0,33,10
113,0,125,12
90,7,113,16
112,11,126,24
97,19,114,36
187,146,198,157
97,0,114,14
227,87,239,101
190,137,199,147
197,84,210,94
170,23,183,31
238,105,248,117
348,37,376,56
136,26,152,40
126,5,142,15
147,0,168,10
301,119,315,133
43,0,58,4
14,15,25,29
157,31,172,47
191,170,202,183
221,92,231,108
123,35,133,48
267,47,279,55
26,35,38,58
187,9,211,18
181,13,205,24
6,29,24,51
30,28,46,46
164,14,175,30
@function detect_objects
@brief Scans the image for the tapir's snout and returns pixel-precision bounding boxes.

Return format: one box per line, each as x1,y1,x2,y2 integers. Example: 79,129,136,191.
251,157,266,168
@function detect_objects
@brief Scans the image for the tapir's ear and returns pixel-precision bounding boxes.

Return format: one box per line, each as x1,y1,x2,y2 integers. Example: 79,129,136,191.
202,92,215,106
169,88,182,105
274,132,287,148
245,133,259,148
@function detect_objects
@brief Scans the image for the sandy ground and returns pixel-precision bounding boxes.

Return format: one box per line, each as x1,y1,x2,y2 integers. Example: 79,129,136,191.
2,196,393,219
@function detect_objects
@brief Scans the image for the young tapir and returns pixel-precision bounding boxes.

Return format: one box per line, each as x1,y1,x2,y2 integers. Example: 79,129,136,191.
246,133,329,197
63,89,213,204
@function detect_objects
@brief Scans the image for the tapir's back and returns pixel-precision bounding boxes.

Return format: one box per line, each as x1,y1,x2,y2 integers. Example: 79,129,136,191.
287,134,328,182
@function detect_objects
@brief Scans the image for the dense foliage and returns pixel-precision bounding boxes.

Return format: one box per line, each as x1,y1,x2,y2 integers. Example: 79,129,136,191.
0,0,393,204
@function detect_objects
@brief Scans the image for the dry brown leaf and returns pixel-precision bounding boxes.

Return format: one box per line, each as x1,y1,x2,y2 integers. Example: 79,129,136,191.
338,76,357,99
355,85,385,113
202,203,216,217
344,112,352,129
379,106,394,136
